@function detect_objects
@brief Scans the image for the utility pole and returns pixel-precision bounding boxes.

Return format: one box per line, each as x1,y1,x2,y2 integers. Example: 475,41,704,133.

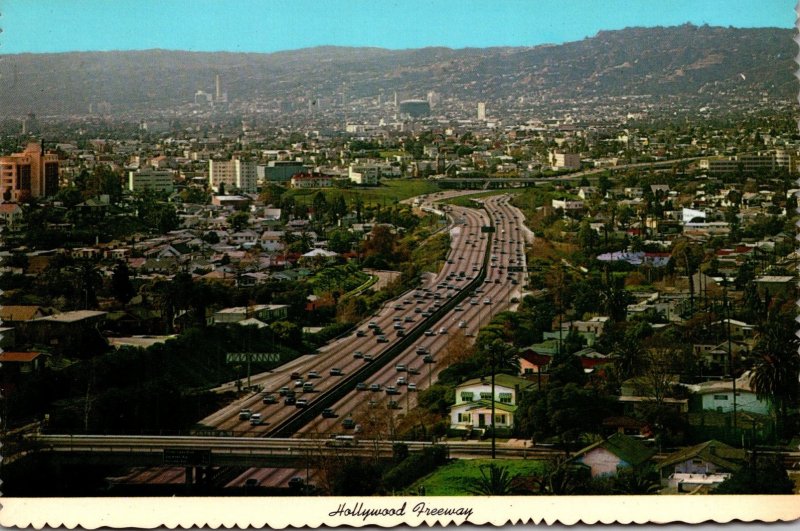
724,276,737,429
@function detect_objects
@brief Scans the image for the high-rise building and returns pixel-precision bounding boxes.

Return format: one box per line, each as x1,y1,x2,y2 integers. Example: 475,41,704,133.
0,141,59,202
128,169,175,193
209,157,257,193
477,102,487,121
213,74,228,104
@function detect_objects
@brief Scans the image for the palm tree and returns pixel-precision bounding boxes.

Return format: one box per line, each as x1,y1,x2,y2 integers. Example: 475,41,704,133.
467,464,518,495
477,338,520,458
751,314,800,435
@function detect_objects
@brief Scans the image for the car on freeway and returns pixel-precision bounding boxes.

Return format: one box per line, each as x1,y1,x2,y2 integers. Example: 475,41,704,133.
385,386,400,395
415,346,429,355
302,382,314,393
458,320,467,328
369,383,382,392
404,316,414,322
342,417,356,429
290,371,301,379
368,321,378,329
356,382,367,391
353,351,364,359
262,394,278,404
307,370,320,379
364,353,375,362
330,368,343,376
439,327,447,334
396,329,406,337
239,408,252,420
294,379,304,387
454,305,463,311
424,329,436,337
284,396,296,406
356,330,366,337
408,367,421,375
321,408,338,418
484,298,492,304
376,335,389,343
250,413,264,425
395,364,406,372
423,355,435,364
407,383,417,392
396,377,407,386
295,398,309,408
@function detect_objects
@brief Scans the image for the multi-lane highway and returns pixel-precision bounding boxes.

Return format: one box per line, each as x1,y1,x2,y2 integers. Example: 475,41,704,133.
198,203,491,437
97,190,536,489
225,193,533,487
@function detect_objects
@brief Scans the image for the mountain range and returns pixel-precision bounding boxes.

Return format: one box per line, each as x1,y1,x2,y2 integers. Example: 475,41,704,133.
0,24,795,116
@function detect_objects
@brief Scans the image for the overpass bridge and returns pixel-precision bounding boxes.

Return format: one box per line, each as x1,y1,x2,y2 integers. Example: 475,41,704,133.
23,434,556,469
435,157,703,188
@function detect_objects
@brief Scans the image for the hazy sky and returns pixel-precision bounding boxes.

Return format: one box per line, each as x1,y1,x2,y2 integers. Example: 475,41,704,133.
2,0,796,54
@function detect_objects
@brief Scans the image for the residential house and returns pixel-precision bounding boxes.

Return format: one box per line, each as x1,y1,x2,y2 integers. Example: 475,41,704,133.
571,433,656,478
449,374,536,436
683,372,770,416
656,440,745,493
0,203,23,228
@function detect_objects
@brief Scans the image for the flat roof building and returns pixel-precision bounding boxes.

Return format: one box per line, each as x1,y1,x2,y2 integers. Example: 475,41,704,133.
0,141,60,201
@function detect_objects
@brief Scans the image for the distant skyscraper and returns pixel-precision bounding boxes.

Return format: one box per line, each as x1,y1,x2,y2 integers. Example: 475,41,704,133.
213,74,228,104
477,102,487,121
0,141,60,202
394,91,398,107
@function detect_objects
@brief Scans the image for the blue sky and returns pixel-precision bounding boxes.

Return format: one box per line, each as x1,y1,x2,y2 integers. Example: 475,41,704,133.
1,0,796,54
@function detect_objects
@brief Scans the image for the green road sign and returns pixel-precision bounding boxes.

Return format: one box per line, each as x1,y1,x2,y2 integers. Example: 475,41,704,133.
163,448,211,467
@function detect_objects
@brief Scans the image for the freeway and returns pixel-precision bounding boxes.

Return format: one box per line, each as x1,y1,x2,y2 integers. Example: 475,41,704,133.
228,193,534,487
197,203,491,437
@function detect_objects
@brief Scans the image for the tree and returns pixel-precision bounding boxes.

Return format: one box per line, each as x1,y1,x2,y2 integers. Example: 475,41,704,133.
76,260,102,310
750,313,800,435
441,329,475,367
110,261,135,306
228,211,250,233
468,464,519,495
714,456,794,494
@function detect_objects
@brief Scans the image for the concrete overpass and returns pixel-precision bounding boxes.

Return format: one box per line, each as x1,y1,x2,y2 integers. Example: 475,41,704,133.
435,157,703,188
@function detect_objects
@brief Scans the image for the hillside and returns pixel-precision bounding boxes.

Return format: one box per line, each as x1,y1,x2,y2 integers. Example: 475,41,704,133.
0,24,795,116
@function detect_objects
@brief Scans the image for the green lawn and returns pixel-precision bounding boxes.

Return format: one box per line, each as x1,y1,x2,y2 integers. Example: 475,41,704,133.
286,179,441,206
411,458,546,495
